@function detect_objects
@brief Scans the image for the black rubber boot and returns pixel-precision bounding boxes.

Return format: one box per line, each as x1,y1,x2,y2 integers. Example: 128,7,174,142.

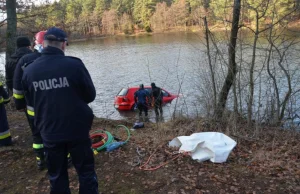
67,153,72,168
0,136,13,146
35,149,46,170
36,156,46,170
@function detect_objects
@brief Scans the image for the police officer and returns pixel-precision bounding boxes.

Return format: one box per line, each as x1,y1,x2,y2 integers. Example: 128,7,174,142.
134,84,151,117
13,30,47,170
0,81,12,146
22,27,98,194
151,82,163,117
5,36,32,96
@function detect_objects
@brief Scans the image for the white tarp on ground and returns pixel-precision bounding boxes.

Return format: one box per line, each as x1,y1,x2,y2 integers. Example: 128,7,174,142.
169,132,237,163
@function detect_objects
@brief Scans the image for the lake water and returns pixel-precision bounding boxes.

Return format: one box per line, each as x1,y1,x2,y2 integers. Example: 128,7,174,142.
66,33,209,122
0,32,209,122
1,32,300,124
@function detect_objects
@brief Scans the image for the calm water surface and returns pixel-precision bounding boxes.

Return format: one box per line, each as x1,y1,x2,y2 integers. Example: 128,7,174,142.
1,32,299,124
0,33,208,122
67,33,208,121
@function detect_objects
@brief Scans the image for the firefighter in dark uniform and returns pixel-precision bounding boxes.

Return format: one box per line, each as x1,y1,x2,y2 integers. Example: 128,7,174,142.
134,84,151,117
21,27,98,194
0,82,12,146
151,82,163,117
13,31,46,170
5,36,32,96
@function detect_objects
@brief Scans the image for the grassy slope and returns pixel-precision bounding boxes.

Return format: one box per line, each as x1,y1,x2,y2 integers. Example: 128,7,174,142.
0,110,299,194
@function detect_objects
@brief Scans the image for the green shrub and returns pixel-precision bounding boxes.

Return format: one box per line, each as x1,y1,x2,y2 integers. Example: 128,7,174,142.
145,25,152,33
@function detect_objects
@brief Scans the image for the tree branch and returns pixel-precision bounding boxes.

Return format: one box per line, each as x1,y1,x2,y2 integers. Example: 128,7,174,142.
259,9,296,34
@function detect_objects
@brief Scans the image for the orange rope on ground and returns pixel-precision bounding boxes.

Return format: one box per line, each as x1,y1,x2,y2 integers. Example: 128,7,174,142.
139,145,190,171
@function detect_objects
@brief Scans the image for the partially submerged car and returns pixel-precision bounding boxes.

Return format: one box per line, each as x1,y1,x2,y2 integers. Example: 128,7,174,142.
114,86,178,111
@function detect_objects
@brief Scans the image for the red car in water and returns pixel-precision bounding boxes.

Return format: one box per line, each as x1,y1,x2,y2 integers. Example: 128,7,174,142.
114,86,178,111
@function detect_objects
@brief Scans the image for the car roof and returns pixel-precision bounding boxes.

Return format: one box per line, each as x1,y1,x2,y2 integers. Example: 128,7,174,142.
127,86,152,89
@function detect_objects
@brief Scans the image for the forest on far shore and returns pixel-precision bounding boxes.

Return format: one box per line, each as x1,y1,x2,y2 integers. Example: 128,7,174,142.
1,0,299,39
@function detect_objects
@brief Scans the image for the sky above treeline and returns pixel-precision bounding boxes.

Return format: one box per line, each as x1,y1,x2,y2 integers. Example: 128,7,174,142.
34,0,58,5
0,0,57,20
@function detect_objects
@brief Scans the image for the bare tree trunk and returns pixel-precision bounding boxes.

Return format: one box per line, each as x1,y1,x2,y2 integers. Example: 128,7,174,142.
237,0,246,115
248,19,258,125
203,16,217,110
266,10,280,123
278,62,291,121
265,8,293,124
247,1,270,124
272,43,292,122
216,0,241,118
245,0,294,125
266,37,279,122
5,0,17,61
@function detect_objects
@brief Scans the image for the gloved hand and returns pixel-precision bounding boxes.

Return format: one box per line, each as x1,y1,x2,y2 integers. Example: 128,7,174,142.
133,103,137,110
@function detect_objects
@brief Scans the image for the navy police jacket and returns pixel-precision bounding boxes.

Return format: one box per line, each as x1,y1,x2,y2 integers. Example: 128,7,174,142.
22,46,96,144
134,89,150,104
13,51,41,110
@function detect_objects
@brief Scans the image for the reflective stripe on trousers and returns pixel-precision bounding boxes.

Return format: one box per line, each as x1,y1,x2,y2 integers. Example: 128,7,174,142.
33,143,44,149
27,106,35,116
0,130,11,140
13,89,24,99
0,96,10,104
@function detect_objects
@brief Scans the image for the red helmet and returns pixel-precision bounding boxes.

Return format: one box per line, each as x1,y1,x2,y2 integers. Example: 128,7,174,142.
34,31,46,45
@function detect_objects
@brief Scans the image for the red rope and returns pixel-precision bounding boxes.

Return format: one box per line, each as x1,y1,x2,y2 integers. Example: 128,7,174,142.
139,145,189,171
90,133,108,149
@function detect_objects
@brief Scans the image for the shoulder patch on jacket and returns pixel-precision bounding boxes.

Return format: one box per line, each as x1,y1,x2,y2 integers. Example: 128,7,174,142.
21,60,35,71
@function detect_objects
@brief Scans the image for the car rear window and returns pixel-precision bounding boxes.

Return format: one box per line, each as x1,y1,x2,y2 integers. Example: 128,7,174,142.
162,90,169,97
117,88,128,96
145,88,152,94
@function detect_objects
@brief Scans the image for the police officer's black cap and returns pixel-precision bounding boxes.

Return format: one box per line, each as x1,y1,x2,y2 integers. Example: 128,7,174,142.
44,27,67,42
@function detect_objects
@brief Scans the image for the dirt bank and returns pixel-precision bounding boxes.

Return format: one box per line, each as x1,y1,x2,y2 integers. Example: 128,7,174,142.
0,110,299,194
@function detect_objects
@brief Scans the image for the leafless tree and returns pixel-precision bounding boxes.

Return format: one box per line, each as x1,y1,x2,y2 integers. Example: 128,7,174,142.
265,13,296,124
216,0,241,118
242,0,296,125
5,0,17,61
150,2,168,32
120,13,133,34
203,16,217,110
102,9,118,35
